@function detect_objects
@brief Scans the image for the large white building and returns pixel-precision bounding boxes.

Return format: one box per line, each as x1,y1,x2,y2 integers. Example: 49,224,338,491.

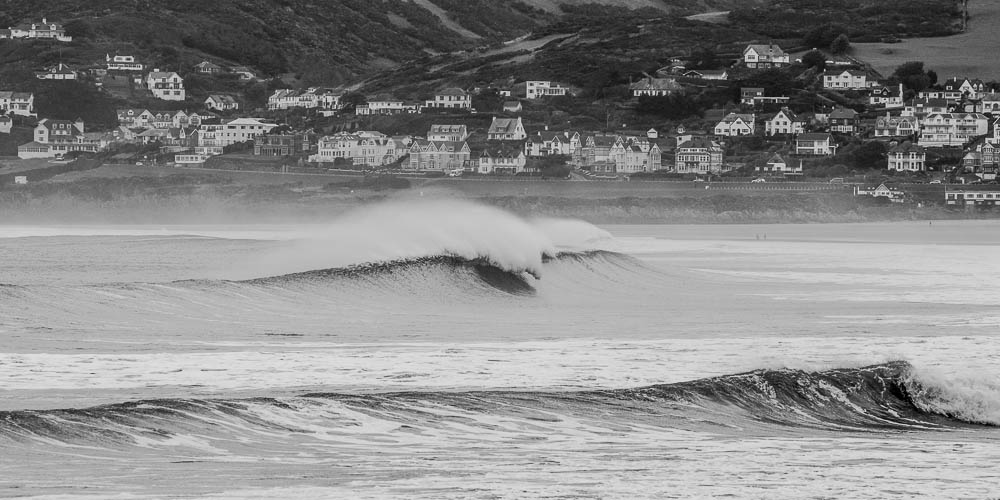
887,142,926,172
714,113,756,136
765,108,804,136
107,54,144,72
197,118,277,149
918,113,988,147
523,81,570,100
823,69,873,90
308,131,408,166
146,71,185,101
424,88,472,110
7,18,72,42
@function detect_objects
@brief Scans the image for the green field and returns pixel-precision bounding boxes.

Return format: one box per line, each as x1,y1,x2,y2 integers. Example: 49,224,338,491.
853,0,1000,80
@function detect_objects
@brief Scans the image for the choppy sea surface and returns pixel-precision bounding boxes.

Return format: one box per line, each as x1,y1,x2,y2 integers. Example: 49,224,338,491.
2,201,999,499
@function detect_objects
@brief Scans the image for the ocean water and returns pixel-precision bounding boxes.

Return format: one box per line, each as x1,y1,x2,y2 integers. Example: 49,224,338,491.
2,201,999,499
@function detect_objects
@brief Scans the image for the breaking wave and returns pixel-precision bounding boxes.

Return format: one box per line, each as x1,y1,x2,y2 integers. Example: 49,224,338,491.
3,363,996,452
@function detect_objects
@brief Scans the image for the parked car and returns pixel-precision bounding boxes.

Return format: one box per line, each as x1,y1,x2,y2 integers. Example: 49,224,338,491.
829,177,845,184
751,178,766,183
929,180,942,184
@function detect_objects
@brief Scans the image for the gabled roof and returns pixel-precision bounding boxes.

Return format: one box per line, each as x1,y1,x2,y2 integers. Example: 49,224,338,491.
824,68,868,77
489,117,522,134
630,77,682,92
767,153,786,164
744,44,786,56
677,136,720,150
148,71,181,80
718,113,754,124
829,108,858,119
436,87,469,97
769,108,801,122
889,141,924,154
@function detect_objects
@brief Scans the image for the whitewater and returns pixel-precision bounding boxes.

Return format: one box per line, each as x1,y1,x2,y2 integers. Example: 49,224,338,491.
2,200,1000,499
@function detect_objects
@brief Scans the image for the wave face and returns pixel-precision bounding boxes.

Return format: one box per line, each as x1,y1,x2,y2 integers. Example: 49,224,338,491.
1,363,993,452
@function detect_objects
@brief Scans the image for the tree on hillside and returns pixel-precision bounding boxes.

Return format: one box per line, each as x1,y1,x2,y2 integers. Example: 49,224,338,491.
891,61,933,92
804,24,847,50
853,141,887,170
801,50,826,72
829,34,851,55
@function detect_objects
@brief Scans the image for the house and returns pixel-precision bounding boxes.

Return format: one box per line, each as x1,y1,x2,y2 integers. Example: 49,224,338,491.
887,142,926,172
117,108,154,128
903,98,951,117
254,133,314,156
714,113,756,136
502,100,522,113
196,118,277,148
0,115,11,134
943,78,987,100
8,18,71,42
528,131,581,157
855,183,905,203
0,92,35,117
424,88,472,110
146,71,185,101
478,144,527,174
308,131,407,166
355,98,419,115
607,138,662,174
427,124,468,142
18,119,103,159
740,87,788,106
823,69,872,90
406,140,471,171
674,137,724,173
36,63,76,80
946,187,1000,205
106,54,143,72
765,108,804,136
487,117,527,141
582,135,619,166
230,66,257,81
869,84,904,109
136,126,196,147
976,93,1000,114
312,88,343,111
874,113,918,138
194,61,223,74
630,77,683,97
682,69,728,80
829,108,859,134
917,113,988,147
522,81,570,99
795,133,837,155
742,44,789,69
757,153,802,175
205,94,240,112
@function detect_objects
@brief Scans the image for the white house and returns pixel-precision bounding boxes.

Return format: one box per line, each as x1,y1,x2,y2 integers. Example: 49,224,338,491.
869,83,904,109
823,69,872,90
765,108,804,136
424,88,472,110
197,118,277,148
855,183,905,203
918,113,988,147
18,119,103,159
356,99,419,115
0,91,35,117
309,131,408,167
742,44,789,69
714,113,756,136
757,153,802,175
675,137,725,174
523,81,570,99
8,18,72,42
630,77,683,97
205,94,240,112
887,142,926,172
146,71,185,101
943,78,987,100
487,117,527,141
478,145,527,174
107,54,144,72
795,133,837,155
874,113,918,138
528,131,581,157
682,69,728,80
903,98,951,117
946,187,1000,206
427,124,468,142
36,63,78,80
406,140,471,171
